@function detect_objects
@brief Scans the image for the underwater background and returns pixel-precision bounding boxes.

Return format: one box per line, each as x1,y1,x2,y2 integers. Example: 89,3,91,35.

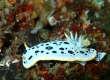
0,0,110,80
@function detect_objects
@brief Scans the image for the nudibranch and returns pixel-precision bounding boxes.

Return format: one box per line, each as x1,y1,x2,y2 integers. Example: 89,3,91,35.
22,32,106,69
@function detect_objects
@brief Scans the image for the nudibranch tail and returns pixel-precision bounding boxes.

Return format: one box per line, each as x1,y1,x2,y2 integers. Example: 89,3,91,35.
95,52,106,61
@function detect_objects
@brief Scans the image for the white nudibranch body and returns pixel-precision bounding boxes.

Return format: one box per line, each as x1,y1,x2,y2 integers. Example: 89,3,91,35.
22,32,106,69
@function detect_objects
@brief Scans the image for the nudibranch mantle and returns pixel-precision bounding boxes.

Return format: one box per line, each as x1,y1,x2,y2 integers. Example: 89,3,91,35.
22,32,106,69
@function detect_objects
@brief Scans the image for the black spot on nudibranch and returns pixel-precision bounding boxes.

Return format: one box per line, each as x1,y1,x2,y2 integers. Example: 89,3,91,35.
28,55,33,60
45,46,53,50
52,51,57,53
53,42,58,46
41,44,44,46
53,42,57,44
59,44,61,45
64,42,69,44
98,57,100,60
80,51,84,54
86,51,88,52
68,50,74,54
36,46,39,48
59,48,64,50
23,50,27,54
88,49,90,51
24,61,27,64
32,47,35,49
46,52,49,54
41,51,44,53
46,44,49,45
35,50,39,53
61,51,64,54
